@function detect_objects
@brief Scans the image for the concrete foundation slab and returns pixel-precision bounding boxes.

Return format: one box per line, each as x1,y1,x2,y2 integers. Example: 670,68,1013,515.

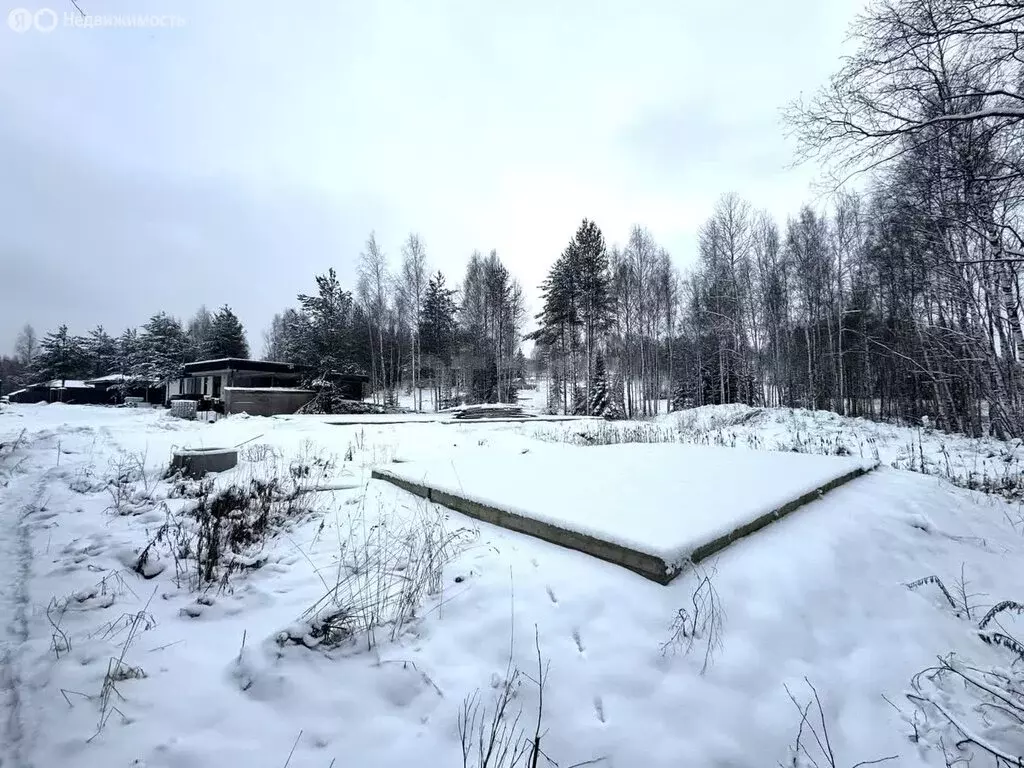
371,444,876,584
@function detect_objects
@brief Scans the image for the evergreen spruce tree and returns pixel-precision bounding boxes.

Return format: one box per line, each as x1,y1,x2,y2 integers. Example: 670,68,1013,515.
606,371,626,420
573,219,615,403
671,379,692,412
205,305,250,359
529,219,614,414
296,269,357,379
513,348,527,382
0,355,28,396
571,385,588,416
588,352,613,417
136,312,187,384
33,325,89,388
116,328,144,395
420,271,458,409
471,353,499,404
546,366,562,415
420,272,458,361
84,325,118,378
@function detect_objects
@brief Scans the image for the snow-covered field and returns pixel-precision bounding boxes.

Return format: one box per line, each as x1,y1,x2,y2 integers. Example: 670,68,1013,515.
2,403,1023,768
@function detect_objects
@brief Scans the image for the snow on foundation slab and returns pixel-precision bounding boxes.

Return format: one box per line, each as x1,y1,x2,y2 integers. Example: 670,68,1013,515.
373,443,876,583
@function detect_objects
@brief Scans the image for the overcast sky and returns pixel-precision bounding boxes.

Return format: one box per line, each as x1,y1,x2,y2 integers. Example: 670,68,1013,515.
0,0,863,355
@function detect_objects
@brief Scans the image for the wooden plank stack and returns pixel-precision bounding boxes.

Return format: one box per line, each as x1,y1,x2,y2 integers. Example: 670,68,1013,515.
451,405,533,420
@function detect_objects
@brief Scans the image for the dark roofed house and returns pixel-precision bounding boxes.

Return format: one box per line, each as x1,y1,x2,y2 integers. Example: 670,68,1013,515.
7,376,164,406
7,379,105,405
166,358,370,416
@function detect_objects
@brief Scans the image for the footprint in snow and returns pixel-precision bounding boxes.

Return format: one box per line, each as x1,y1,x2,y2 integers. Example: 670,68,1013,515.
546,586,558,605
180,596,213,619
531,558,539,568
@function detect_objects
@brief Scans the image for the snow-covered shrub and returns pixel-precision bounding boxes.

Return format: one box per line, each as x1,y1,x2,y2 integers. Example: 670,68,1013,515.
0,428,27,486
457,666,530,768
281,503,476,651
899,570,1024,765
157,443,341,589
456,628,593,768
92,601,154,741
661,564,724,674
904,654,1024,766
241,442,278,463
534,422,679,446
188,478,326,587
103,449,159,516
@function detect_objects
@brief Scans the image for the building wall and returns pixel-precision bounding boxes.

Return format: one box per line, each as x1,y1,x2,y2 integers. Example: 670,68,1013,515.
9,386,107,405
223,387,315,417
168,375,221,401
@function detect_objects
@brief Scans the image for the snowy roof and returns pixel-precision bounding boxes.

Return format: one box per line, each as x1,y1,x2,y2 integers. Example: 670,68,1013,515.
82,373,161,386
223,387,315,393
181,358,306,375
31,379,94,389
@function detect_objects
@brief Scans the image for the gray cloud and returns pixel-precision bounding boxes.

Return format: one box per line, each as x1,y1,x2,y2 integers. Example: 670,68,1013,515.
0,124,396,350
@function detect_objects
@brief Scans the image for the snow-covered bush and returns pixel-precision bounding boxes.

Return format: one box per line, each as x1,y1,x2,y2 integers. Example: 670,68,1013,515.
661,564,724,674
899,568,1024,765
149,443,342,590
105,449,157,516
280,503,476,651
0,428,28,485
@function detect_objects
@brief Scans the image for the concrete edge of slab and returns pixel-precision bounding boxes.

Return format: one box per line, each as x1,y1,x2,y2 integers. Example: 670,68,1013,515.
686,463,876,565
371,462,876,585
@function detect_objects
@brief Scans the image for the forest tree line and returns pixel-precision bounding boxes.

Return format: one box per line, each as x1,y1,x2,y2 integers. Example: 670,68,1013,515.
262,232,527,410
531,0,1024,438
0,305,249,394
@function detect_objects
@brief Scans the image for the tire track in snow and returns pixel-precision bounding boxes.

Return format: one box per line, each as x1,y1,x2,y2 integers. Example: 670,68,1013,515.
0,476,45,768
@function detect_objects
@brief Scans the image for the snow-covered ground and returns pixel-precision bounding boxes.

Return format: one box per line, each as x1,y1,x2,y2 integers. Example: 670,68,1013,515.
1,403,1023,767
